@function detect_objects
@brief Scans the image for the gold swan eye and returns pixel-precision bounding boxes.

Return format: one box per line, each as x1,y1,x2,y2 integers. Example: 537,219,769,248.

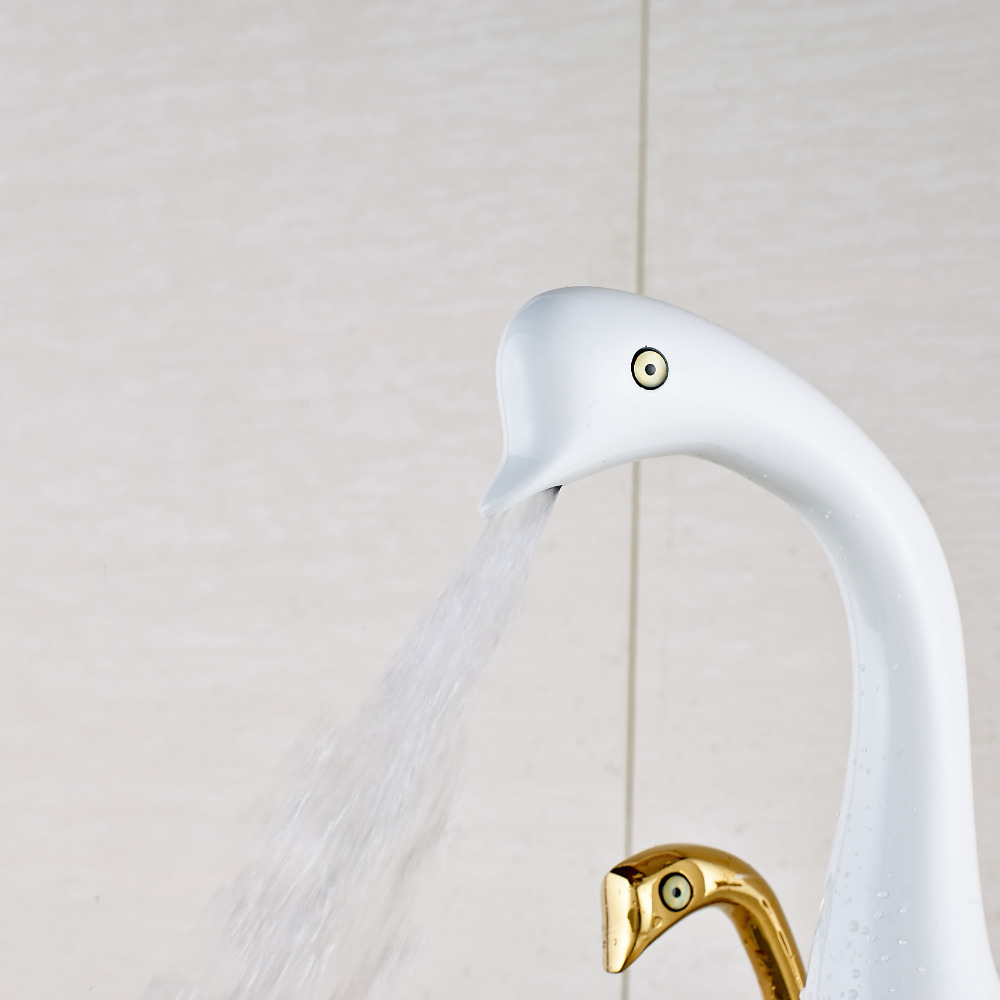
660,872,693,911
632,348,668,389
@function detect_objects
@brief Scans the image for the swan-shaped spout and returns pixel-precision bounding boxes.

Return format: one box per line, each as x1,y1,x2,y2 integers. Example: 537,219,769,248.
603,843,805,1000
479,287,999,1000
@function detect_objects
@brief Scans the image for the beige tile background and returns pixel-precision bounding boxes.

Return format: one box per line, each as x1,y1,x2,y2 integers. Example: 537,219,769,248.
0,1,997,999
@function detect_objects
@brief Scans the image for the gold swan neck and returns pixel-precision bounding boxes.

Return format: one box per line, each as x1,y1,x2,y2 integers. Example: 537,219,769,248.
719,895,804,1000
602,844,805,1000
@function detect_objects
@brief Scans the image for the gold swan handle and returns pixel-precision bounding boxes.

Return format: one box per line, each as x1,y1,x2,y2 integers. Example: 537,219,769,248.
602,843,805,1000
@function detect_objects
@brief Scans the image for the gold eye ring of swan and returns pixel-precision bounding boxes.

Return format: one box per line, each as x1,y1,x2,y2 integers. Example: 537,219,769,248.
602,843,805,1000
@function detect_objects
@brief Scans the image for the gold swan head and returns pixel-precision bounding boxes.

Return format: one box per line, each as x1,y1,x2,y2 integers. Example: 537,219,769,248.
603,844,805,1000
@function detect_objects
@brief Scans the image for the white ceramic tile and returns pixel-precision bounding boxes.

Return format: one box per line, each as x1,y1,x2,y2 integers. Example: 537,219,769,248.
630,2,1000,998
0,0,640,996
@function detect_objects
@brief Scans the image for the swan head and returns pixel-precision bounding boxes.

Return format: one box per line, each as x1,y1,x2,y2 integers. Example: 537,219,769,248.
603,843,804,997
603,846,714,974
479,287,750,517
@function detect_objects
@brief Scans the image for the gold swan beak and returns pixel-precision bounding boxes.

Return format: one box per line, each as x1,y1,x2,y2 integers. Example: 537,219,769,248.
602,844,805,1000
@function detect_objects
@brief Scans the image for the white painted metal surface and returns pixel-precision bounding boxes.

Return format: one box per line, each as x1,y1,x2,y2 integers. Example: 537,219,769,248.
481,286,1000,1000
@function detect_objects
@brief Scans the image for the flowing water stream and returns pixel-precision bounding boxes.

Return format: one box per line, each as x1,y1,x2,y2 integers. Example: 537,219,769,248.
154,488,558,1000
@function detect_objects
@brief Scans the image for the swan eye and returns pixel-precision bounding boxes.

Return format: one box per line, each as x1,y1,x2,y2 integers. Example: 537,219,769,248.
660,872,693,911
632,348,668,389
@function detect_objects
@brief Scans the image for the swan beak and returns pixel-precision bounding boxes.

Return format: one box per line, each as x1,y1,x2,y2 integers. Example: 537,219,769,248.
478,454,561,517
603,869,642,972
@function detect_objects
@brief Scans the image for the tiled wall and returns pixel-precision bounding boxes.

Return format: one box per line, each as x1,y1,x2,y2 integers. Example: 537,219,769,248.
0,2,997,998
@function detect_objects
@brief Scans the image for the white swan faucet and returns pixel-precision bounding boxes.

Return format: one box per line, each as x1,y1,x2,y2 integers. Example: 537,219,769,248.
479,287,999,1000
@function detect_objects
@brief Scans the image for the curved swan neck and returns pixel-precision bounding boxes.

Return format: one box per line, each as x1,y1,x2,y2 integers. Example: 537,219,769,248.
677,340,998,1000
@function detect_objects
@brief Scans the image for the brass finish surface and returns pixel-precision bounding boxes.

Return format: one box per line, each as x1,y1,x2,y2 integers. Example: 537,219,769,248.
602,844,805,1000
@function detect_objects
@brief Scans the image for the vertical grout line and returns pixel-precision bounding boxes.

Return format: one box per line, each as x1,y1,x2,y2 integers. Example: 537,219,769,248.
626,0,651,861
622,463,640,1000
624,459,642,859
635,0,650,301
623,2,650,999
